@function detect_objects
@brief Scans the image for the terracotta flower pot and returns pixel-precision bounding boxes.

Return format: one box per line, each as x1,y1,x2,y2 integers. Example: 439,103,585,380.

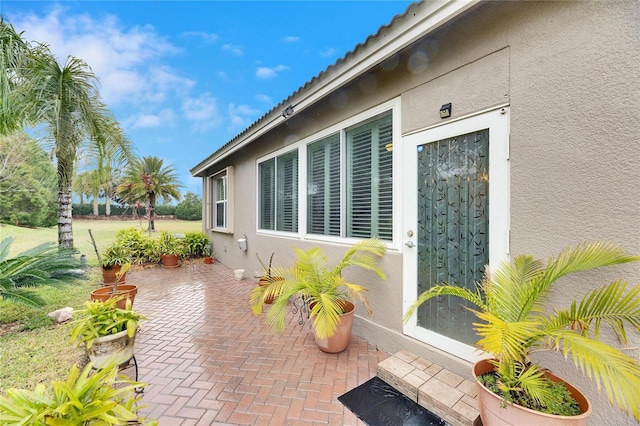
204,257,214,264
312,300,355,354
473,359,592,426
161,254,180,268
87,329,135,370
90,284,138,309
101,265,126,285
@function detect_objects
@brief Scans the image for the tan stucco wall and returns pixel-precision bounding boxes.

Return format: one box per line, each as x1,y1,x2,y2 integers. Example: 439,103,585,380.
200,2,639,423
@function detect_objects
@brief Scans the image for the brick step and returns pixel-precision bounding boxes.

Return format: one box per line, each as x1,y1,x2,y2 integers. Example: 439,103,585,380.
377,350,481,426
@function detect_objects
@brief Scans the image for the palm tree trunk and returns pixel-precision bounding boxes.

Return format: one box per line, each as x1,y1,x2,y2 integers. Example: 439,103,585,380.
57,163,74,249
92,196,99,215
149,193,156,231
106,194,111,216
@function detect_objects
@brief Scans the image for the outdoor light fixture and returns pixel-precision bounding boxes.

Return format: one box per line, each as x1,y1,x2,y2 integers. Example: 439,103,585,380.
439,103,452,119
282,105,294,118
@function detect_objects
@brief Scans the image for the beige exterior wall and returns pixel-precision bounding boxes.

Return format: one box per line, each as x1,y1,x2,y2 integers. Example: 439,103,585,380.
199,2,639,424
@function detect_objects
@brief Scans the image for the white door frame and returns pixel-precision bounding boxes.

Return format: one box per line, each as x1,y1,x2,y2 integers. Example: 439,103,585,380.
402,106,510,362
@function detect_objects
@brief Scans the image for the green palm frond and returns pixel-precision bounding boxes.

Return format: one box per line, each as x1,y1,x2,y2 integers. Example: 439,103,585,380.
403,284,486,324
0,237,83,306
544,328,640,420
473,311,539,361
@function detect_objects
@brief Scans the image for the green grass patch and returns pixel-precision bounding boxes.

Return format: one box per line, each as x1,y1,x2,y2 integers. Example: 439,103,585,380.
0,273,99,392
1,219,202,266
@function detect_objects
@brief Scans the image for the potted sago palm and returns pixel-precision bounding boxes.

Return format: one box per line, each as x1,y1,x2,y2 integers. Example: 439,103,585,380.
403,241,640,425
250,238,386,353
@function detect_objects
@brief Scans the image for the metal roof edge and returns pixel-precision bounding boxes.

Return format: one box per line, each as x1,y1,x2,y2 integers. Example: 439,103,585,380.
190,0,480,177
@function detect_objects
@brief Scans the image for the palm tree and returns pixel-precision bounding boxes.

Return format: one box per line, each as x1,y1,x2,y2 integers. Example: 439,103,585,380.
22,53,132,248
118,156,182,231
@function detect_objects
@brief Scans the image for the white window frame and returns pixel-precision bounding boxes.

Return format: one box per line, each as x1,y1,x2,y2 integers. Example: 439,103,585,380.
209,166,234,234
256,148,300,236
255,97,401,249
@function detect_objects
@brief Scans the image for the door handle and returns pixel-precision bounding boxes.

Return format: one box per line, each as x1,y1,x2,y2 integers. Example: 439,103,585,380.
405,240,416,248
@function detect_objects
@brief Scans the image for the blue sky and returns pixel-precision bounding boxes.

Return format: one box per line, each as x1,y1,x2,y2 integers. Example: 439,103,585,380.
1,1,412,198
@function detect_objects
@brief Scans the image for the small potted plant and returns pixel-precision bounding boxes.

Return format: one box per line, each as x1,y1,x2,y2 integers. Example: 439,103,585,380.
250,238,386,353
90,262,138,309
403,241,640,425
203,246,215,264
71,296,145,370
100,242,131,285
0,361,156,425
157,231,185,268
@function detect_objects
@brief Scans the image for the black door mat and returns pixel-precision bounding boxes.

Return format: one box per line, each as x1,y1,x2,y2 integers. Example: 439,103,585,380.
338,376,450,426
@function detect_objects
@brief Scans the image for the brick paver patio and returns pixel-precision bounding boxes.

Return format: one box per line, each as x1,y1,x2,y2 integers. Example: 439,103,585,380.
128,262,390,425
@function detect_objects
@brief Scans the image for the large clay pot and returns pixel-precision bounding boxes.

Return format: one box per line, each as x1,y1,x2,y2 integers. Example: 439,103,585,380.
161,254,180,268
101,265,126,285
473,359,592,426
91,284,138,309
87,329,135,370
312,300,355,354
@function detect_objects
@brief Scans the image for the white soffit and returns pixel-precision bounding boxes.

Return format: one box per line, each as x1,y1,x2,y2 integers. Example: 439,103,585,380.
191,0,480,176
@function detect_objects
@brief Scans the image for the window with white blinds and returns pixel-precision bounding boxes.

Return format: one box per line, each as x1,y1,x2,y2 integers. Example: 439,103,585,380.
346,114,393,240
209,166,233,233
215,175,227,228
304,113,393,240
307,133,341,236
259,150,298,232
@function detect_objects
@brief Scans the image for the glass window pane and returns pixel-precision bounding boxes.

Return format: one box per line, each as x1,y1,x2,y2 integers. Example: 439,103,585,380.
307,134,340,236
259,159,275,230
276,150,298,232
346,113,393,240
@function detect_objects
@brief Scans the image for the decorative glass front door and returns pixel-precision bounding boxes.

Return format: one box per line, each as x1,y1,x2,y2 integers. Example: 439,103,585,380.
416,129,489,344
402,107,510,361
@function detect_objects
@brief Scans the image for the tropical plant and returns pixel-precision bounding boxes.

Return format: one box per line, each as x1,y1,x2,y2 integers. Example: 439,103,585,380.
183,231,210,258
70,296,143,350
403,241,640,420
117,156,183,231
0,237,83,306
0,361,156,425
156,231,185,258
112,227,158,264
250,238,386,339
101,243,131,268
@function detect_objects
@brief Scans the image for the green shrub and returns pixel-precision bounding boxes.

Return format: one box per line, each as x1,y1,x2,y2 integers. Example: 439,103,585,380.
183,231,210,257
113,228,157,264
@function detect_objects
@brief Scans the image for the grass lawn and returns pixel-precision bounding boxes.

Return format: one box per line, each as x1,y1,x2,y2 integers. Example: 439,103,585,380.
0,272,99,393
1,218,203,266
0,219,202,393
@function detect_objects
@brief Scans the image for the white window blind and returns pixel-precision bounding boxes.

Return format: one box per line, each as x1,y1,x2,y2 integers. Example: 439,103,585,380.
215,175,227,228
346,114,393,240
307,133,341,236
259,150,298,232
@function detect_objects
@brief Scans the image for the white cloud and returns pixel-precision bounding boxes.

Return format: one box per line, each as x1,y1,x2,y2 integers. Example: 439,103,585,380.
183,93,222,132
283,36,300,43
228,103,260,128
319,47,337,58
182,31,219,43
255,94,273,105
8,5,189,107
133,109,176,129
222,43,244,56
256,65,289,79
